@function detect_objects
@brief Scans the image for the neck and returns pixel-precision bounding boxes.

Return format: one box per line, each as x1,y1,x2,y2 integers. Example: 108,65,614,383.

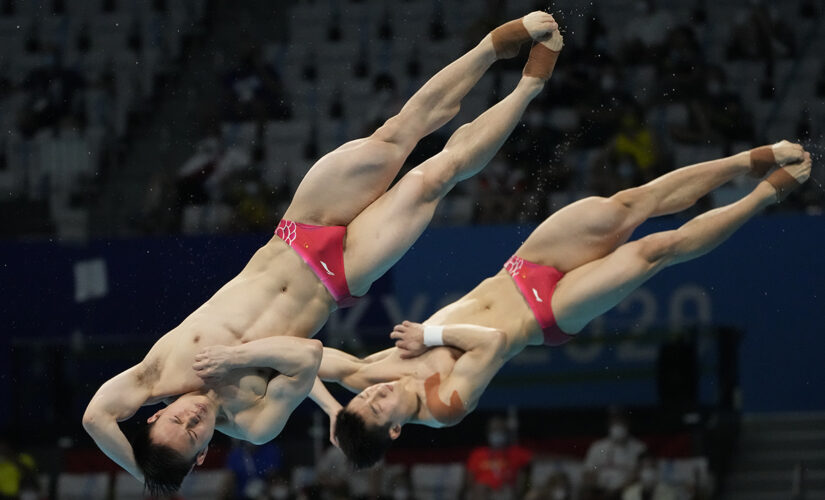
398,377,423,424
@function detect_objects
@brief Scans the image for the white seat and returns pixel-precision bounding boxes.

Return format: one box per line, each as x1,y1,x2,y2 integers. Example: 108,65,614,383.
113,471,144,500
56,472,109,500
410,463,465,500
179,469,233,500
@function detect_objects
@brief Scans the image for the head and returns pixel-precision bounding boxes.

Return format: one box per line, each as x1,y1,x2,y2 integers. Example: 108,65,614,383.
486,416,511,449
128,393,216,495
334,382,414,469
636,452,659,489
607,407,631,443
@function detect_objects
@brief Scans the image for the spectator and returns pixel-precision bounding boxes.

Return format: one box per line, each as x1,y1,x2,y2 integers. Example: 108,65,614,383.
621,0,675,63
16,49,86,138
0,437,39,500
524,470,573,500
611,107,662,182
671,66,755,145
473,158,527,224
464,415,533,500
622,452,678,500
581,408,647,500
224,439,284,500
315,445,351,498
726,0,796,65
221,44,291,123
657,26,705,100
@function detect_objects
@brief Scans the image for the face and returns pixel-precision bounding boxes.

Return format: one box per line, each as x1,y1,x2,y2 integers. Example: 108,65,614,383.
346,382,404,436
147,394,216,462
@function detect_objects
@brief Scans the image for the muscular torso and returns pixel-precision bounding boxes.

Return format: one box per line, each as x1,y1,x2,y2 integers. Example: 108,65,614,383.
428,270,544,356
351,270,543,426
138,237,334,422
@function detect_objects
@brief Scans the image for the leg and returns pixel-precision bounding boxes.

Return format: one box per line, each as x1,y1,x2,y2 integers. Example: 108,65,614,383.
515,141,805,273
283,13,555,227
344,74,549,294
551,157,811,334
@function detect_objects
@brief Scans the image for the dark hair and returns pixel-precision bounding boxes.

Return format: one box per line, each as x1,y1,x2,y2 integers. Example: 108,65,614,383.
334,409,394,470
127,420,196,496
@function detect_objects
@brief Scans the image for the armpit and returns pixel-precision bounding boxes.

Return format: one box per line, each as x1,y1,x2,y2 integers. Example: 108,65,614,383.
134,359,161,388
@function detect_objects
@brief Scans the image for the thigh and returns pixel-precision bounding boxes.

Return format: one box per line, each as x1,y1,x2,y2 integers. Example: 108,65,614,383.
282,136,408,226
551,233,674,333
343,152,453,295
514,196,639,273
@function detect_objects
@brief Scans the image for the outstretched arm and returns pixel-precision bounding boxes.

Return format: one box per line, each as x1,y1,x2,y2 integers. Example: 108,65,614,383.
82,365,153,481
309,377,343,447
317,346,395,391
391,321,509,359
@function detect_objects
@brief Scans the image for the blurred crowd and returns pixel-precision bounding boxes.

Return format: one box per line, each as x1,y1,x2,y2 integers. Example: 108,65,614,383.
1,0,823,239
146,0,825,237
9,408,711,499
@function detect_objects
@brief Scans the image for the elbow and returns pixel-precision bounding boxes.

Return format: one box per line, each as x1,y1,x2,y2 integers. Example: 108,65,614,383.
303,339,323,370
490,330,508,356
82,408,99,434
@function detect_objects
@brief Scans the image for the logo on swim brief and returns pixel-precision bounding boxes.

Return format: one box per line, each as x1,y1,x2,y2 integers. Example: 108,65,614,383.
504,255,523,277
532,288,543,302
320,261,335,276
276,220,297,245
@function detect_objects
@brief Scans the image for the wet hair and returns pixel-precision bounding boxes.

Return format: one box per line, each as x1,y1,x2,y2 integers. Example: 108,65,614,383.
127,420,196,496
334,409,394,469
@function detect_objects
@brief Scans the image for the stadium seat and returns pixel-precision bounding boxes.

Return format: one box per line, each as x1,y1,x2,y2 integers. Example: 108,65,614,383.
56,472,109,500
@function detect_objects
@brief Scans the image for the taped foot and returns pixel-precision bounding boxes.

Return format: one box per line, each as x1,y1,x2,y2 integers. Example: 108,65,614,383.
765,154,811,203
749,140,805,177
491,18,531,59
491,12,558,59
523,30,563,80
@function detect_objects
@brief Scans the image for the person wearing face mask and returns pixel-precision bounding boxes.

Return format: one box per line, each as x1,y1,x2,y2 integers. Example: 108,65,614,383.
621,453,677,500
581,409,647,500
464,416,533,500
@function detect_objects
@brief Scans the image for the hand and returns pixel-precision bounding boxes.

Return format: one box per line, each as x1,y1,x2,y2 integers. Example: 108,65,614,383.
192,345,235,381
328,406,341,448
390,321,428,359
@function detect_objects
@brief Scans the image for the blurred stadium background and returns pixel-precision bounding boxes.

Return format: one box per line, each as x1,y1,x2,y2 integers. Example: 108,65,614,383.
0,0,824,499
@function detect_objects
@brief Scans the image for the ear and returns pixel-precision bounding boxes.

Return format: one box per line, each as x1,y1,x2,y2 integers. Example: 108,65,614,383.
389,423,402,441
194,446,209,467
147,408,165,423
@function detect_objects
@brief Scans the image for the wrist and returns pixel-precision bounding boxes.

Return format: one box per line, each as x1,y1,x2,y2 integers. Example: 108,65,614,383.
228,345,248,368
423,325,445,346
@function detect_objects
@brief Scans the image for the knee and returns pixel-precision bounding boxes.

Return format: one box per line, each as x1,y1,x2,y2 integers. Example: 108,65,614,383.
412,154,463,202
444,123,473,152
611,185,655,215
371,116,415,155
635,231,683,265
579,196,634,236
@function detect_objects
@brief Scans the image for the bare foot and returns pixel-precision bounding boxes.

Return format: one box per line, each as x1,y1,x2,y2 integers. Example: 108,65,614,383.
770,139,806,166
522,11,559,42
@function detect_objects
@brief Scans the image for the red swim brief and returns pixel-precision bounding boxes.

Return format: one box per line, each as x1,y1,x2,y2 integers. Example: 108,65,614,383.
504,255,572,346
275,219,361,308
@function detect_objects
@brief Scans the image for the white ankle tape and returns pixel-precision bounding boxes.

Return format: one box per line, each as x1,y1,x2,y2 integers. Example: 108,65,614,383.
423,325,444,346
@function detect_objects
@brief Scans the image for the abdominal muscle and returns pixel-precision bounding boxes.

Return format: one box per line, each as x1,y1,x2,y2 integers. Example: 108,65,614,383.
144,237,335,399
427,270,544,358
